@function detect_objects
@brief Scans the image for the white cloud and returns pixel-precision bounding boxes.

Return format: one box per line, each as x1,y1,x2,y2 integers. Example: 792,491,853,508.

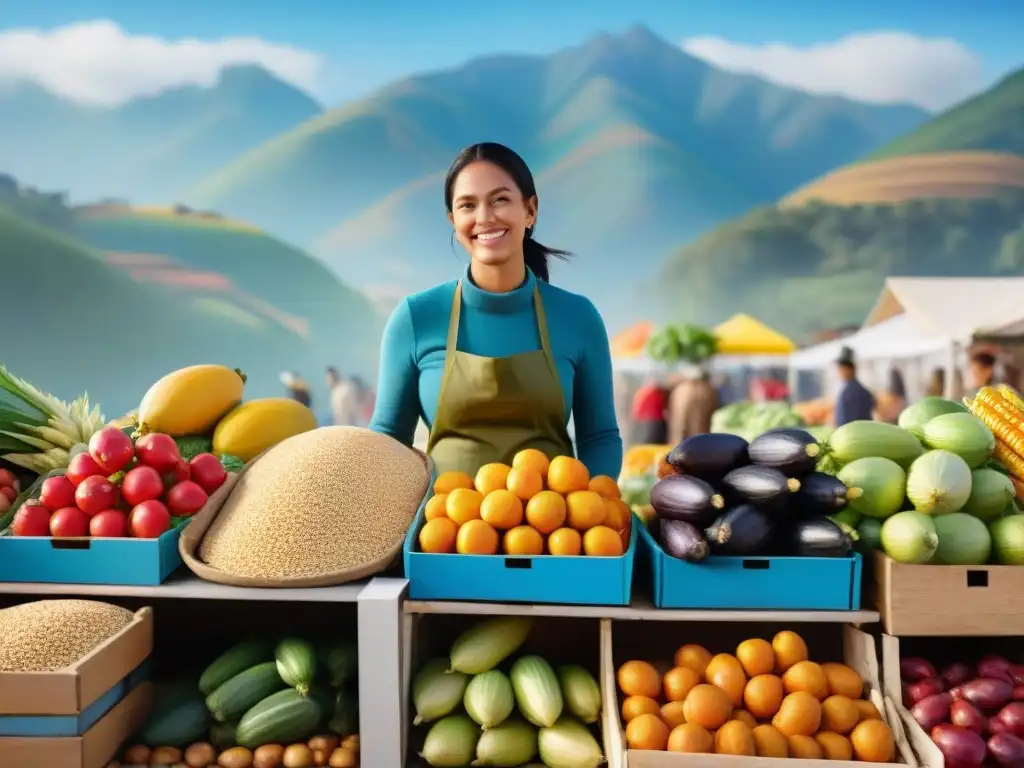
681,31,984,112
0,20,324,106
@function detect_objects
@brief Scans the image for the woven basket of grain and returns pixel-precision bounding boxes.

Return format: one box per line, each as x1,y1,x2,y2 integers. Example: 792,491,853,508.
179,426,432,588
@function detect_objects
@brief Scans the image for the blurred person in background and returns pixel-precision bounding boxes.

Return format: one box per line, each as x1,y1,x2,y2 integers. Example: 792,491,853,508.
280,371,312,408
925,368,946,398
629,374,668,446
967,351,998,397
327,369,364,426
349,375,376,427
667,366,718,445
875,368,906,423
833,347,874,427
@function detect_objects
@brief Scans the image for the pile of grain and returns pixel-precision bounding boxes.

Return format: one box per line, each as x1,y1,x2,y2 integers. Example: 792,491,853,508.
0,599,134,671
198,426,430,579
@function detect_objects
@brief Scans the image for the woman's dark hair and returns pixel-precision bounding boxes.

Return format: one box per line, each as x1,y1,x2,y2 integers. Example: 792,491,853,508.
444,142,571,282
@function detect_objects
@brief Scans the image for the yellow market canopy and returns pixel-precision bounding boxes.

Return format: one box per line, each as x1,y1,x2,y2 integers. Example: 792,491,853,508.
714,314,797,356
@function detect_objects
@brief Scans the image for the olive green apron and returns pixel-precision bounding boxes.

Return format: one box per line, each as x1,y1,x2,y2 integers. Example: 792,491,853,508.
426,281,575,477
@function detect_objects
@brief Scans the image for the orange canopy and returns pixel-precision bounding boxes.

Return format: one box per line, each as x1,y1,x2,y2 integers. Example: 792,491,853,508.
611,321,654,358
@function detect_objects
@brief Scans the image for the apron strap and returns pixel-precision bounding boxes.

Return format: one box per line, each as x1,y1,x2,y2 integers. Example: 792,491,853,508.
431,281,463,435
533,285,561,384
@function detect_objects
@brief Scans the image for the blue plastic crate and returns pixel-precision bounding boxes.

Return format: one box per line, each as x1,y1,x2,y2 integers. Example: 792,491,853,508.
640,520,863,610
403,503,638,605
0,660,151,737
0,519,189,586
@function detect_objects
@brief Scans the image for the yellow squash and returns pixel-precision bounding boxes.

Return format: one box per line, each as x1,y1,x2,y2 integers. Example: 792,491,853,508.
138,365,246,436
213,397,318,461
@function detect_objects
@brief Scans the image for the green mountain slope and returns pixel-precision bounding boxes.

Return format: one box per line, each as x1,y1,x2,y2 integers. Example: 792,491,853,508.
867,67,1024,160
73,208,383,400
0,206,325,417
185,26,926,331
0,66,321,204
650,193,1024,342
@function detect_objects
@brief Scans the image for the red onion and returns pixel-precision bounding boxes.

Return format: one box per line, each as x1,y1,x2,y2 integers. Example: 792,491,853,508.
994,703,1024,738
980,659,1016,684
943,662,976,688
954,679,1015,712
1011,665,1024,687
903,657,939,682
951,700,988,735
931,724,987,768
988,732,1024,768
913,693,953,731
907,678,947,706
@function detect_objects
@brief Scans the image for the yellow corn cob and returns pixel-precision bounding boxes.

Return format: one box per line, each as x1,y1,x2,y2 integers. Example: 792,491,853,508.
969,391,1024,458
1011,475,1024,501
998,384,1024,411
994,439,1024,481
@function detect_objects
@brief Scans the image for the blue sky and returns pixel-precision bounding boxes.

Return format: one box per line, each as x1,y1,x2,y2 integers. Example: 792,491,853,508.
2,0,1021,110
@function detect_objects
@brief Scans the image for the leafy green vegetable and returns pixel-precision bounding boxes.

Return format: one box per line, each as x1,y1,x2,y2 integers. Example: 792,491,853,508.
219,454,244,473
646,323,718,365
710,401,806,441
175,436,214,462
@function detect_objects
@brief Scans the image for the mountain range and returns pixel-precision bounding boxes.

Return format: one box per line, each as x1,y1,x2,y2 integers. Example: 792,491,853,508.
0,26,930,332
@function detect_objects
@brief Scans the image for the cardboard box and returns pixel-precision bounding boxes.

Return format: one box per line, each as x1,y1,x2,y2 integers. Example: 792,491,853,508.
601,620,917,767
879,634,949,768
0,680,152,768
0,607,153,716
872,551,1024,636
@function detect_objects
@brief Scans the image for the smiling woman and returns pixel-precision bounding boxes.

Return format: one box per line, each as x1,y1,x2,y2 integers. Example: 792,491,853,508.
369,142,623,480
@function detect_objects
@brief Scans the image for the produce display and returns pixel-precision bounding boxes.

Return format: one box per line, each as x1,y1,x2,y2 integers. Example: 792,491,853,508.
195,426,429,580
410,616,604,767
2,426,232,539
710,401,809,443
117,636,360,768
646,429,859,562
901,651,1024,768
821,396,1024,567
417,450,632,557
616,630,895,761
0,467,19,510
0,598,133,671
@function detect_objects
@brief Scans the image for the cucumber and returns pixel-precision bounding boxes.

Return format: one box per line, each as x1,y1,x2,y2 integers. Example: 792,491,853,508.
206,661,287,723
199,638,275,696
139,693,210,748
235,688,321,749
275,637,318,696
208,721,237,750
319,640,358,688
328,690,360,737
828,421,924,468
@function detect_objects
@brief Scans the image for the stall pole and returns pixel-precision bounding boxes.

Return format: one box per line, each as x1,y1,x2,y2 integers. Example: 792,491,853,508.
357,577,409,767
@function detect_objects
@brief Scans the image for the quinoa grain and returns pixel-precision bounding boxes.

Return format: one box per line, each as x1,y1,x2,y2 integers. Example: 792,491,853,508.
198,426,429,579
0,599,134,671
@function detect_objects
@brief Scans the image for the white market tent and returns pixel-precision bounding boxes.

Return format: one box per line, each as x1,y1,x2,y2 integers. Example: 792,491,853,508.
790,277,1024,399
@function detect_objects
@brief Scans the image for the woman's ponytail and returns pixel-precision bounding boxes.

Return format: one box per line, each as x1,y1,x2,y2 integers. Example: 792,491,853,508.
523,225,572,283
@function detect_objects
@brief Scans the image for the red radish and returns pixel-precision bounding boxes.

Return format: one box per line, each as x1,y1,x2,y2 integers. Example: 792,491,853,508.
74,475,118,517
988,732,1024,768
49,506,88,537
166,480,207,517
951,700,988,735
902,657,939,682
11,502,51,536
908,678,947,705
87,427,135,473
89,510,129,538
121,466,164,507
0,486,15,503
188,453,227,494
931,724,987,768
135,433,180,472
66,452,104,487
0,493,9,513
0,468,17,488
129,500,171,538
39,475,76,512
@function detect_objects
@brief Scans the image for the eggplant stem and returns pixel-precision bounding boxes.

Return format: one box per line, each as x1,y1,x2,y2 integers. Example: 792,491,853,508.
786,478,801,493
806,443,821,457
714,524,731,545
846,486,863,500
711,494,724,509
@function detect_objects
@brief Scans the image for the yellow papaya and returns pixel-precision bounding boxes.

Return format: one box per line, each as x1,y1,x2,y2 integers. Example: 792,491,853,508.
212,398,318,461
138,365,246,437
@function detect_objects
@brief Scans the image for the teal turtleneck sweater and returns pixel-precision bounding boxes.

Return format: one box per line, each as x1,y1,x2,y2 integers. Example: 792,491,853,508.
369,266,623,479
